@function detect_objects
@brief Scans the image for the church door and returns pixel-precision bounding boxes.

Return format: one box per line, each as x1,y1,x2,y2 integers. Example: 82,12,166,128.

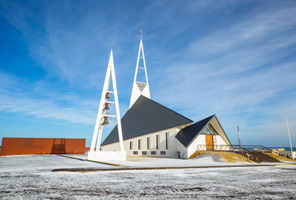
205,135,214,150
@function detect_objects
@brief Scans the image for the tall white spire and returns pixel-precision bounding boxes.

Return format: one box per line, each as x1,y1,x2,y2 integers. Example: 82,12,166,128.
88,50,126,161
129,38,151,108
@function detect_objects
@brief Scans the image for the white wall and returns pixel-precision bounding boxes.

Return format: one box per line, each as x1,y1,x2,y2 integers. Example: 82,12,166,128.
102,121,231,159
102,126,186,158
215,135,227,145
214,135,230,150
186,135,206,158
186,134,230,158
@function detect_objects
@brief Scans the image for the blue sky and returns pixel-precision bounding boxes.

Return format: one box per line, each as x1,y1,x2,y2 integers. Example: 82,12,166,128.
0,0,296,147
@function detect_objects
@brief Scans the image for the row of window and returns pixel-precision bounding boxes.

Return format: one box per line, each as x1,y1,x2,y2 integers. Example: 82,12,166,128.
133,151,166,155
129,133,169,150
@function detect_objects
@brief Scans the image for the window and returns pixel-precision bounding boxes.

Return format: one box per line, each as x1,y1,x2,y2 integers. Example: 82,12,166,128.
156,135,159,150
142,151,147,155
200,124,219,135
165,132,169,150
160,151,166,155
130,141,133,150
147,137,150,150
138,139,141,150
133,151,138,155
151,151,156,155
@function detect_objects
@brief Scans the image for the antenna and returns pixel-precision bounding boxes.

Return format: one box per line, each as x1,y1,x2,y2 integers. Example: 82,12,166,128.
89,50,124,154
129,33,151,108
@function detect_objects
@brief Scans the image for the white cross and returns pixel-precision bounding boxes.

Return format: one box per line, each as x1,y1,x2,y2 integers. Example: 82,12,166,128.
140,28,144,40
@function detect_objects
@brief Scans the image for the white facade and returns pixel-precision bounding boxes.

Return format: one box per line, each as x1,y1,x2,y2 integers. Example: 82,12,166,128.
102,116,231,159
188,135,229,158
102,125,188,158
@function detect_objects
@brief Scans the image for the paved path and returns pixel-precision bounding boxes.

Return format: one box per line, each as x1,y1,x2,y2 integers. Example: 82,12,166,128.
52,163,296,172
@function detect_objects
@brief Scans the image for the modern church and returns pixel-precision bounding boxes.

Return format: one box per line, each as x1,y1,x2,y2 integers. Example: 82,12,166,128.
99,39,231,159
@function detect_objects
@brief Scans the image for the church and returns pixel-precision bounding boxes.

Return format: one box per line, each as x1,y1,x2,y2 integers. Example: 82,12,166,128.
99,39,231,159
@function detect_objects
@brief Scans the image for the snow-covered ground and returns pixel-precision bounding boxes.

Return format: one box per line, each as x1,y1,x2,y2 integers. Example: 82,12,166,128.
0,154,116,172
0,155,295,199
68,153,275,168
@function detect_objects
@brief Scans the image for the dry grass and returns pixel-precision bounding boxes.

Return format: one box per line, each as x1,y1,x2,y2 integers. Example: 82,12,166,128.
190,151,253,163
265,153,296,162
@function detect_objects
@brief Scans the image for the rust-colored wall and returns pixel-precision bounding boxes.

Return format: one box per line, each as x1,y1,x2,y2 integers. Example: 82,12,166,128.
0,137,85,156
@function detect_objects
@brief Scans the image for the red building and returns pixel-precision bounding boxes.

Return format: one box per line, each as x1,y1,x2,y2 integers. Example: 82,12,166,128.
0,137,85,156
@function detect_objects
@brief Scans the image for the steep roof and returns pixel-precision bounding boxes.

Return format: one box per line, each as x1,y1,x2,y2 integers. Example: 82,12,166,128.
175,115,214,147
102,95,193,146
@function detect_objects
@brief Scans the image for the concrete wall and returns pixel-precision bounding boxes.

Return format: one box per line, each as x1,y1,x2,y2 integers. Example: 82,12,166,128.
102,126,187,158
0,138,85,156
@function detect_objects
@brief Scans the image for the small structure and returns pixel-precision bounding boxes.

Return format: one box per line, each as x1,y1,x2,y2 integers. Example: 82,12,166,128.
0,137,85,156
100,39,231,159
88,50,126,161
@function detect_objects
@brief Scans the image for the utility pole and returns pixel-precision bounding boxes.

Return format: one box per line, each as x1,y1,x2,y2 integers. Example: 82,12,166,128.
237,125,241,150
285,113,294,159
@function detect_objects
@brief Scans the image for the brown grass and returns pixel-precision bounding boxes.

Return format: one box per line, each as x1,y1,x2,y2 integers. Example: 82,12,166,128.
265,153,296,162
190,151,253,163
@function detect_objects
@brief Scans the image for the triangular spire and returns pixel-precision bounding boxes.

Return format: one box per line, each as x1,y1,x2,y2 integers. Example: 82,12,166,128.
89,49,125,161
129,39,151,108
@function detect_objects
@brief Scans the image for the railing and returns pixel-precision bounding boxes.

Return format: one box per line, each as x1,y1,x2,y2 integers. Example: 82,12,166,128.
196,145,272,153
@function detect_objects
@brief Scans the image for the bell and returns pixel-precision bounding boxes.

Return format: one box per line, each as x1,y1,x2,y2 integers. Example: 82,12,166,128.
105,93,110,99
104,103,110,110
101,117,109,125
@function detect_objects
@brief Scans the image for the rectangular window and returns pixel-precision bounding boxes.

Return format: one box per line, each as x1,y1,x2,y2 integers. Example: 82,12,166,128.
130,141,133,150
156,135,159,150
138,139,141,150
165,132,168,150
151,151,156,155
147,137,150,150
133,151,138,155
142,151,147,155
160,151,166,155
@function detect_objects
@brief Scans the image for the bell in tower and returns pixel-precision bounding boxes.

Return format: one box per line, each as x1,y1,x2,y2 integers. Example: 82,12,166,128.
105,92,110,99
101,116,109,125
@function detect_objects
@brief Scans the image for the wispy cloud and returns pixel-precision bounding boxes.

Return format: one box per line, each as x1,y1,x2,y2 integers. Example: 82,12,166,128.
151,3,296,145
0,0,296,146
0,72,97,124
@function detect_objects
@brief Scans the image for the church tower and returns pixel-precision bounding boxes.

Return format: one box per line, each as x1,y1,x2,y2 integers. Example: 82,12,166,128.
129,38,151,108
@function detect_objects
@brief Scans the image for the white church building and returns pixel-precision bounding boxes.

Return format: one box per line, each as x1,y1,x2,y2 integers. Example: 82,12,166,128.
99,39,231,159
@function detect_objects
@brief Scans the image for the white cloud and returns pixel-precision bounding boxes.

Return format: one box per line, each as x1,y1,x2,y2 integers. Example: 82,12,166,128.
150,4,296,145
0,72,98,124
1,0,296,146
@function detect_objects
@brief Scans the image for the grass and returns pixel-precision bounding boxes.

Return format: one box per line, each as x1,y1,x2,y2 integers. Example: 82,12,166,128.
190,151,253,163
265,153,296,162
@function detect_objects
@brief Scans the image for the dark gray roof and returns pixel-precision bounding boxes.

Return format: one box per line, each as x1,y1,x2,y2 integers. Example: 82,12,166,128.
175,115,214,147
102,95,193,146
